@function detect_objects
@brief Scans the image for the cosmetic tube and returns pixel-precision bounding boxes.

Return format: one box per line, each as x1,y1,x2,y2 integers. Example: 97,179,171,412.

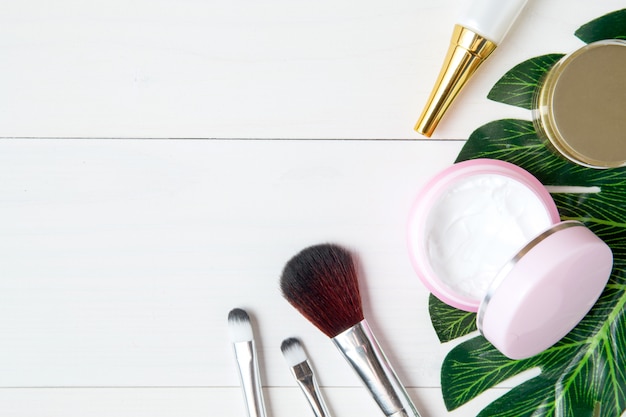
415,0,528,136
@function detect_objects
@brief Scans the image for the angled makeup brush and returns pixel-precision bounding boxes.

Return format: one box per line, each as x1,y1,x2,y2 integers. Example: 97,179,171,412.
228,308,267,417
280,244,422,417
281,337,333,417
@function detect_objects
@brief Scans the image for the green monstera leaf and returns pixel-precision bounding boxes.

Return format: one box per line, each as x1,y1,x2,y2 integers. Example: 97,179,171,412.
429,9,626,417
486,54,564,110
575,9,626,42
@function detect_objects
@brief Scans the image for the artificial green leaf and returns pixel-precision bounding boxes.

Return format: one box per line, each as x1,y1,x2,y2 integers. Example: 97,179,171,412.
428,294,476,343
475,376,577,417
455,119,549,166
486,54,564,109
575,9,626,43
455,118,626,190
441,335,543,410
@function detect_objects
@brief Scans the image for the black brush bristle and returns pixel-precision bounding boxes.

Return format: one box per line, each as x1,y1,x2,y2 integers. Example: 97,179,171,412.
280,337,300,353
228,307,250,323
280,243,364,338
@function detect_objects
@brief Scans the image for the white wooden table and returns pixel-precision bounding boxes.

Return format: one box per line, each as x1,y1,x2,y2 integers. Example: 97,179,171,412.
0,1,622,416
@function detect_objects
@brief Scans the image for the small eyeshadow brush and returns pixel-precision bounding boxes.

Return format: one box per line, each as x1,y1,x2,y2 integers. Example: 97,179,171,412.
280,244,422,417
281,337,333,417
228,308,268,417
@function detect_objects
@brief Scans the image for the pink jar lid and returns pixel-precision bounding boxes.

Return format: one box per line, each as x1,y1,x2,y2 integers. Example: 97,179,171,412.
407,159,613,359
478,221,612,359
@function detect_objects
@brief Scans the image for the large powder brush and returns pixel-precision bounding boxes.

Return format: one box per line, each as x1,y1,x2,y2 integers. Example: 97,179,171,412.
280,243,422,417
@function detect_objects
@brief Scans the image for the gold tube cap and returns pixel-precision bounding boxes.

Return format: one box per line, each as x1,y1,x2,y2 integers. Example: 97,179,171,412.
415,25,497,137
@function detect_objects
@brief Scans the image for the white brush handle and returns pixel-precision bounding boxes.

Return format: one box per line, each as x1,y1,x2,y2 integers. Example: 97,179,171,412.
458,0,528,44
332,320,421,417
233,341,267,417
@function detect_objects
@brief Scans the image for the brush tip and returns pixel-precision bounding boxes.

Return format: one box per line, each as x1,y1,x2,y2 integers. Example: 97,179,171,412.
280,337,308,367
280,243,364,338
228,308,253,343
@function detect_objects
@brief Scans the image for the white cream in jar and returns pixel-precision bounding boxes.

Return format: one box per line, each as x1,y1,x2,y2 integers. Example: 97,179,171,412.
407,159,562,312
424,173,552,300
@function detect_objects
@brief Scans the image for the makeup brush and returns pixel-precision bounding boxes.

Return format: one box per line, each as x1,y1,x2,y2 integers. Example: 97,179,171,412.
228,308,267,417
280,244,422,417
281,337,333,417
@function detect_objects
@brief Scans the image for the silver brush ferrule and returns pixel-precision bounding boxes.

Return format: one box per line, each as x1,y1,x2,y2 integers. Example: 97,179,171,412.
332,320,421,417
290,360,332,417
233,340,267,417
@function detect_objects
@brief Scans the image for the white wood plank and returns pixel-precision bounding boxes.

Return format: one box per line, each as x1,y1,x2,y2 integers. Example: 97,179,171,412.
0,138,469,388
0,387,509,417
0,0,622,139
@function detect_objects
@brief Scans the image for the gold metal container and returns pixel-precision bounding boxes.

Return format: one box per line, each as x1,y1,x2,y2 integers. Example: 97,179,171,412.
533,40,626,168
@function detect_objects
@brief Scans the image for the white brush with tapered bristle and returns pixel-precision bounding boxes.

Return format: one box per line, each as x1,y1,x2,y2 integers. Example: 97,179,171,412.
281,337,308,367
280,337,333,417
228,308,267,417
228,308,254,343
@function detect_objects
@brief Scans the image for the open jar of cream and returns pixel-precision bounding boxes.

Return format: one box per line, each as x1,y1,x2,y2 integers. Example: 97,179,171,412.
407,159,613,359
533,40,626,168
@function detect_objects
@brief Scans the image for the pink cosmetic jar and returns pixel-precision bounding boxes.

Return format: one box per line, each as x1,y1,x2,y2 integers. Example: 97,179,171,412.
407,159,613,359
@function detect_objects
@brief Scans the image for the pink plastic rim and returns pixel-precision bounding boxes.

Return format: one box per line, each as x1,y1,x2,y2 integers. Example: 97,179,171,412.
407,159,561,312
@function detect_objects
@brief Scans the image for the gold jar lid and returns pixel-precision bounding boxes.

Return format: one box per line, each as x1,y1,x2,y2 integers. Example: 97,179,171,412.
534,40,626,168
